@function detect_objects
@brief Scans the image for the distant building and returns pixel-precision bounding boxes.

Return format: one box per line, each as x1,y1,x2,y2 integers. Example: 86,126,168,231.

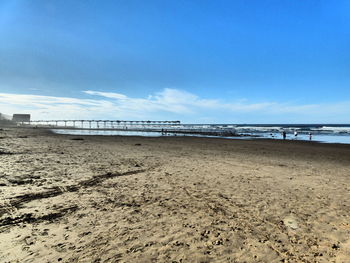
12,114,31,122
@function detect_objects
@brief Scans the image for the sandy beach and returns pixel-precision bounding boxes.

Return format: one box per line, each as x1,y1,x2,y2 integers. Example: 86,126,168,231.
0,127,349,263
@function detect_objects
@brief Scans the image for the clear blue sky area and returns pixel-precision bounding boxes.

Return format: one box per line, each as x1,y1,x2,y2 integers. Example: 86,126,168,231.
0,0,349,123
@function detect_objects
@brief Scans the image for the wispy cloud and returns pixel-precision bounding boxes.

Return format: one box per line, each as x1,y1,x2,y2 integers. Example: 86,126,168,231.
82,89,276,114
0,88,350,123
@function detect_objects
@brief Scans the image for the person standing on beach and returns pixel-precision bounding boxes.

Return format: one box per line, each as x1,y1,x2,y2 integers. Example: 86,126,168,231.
309,132,312,140
282,131,286,140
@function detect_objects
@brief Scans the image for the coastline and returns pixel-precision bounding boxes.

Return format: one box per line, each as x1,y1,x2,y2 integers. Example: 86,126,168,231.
1,127,350,262
50,126,350,145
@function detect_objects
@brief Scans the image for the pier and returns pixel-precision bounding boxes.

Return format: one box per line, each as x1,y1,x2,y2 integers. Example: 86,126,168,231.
16,120,239,137
25,120,180,129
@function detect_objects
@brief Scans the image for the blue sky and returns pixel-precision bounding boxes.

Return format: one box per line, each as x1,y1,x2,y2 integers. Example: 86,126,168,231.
0,0,349,123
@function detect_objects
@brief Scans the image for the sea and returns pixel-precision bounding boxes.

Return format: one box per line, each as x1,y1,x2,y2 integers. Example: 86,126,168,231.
52,124,350,145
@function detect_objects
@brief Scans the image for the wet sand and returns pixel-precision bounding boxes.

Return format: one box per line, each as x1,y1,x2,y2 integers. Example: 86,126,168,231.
0,127,350,263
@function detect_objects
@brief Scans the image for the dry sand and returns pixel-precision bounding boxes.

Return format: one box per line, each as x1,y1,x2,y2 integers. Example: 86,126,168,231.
0,127,350,263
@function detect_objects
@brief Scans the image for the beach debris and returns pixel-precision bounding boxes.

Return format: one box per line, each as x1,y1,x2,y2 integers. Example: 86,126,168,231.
0,206,79,227
283,215,299,230
332,243,340,250
0,150,13,155
70,137,84,141
134,143,142,146
0,147,13,155
8,178,33,185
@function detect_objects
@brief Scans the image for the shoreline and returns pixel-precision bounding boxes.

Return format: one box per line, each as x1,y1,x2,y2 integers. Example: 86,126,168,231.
1,127,350,262
7,124,350,144
50,127,350,145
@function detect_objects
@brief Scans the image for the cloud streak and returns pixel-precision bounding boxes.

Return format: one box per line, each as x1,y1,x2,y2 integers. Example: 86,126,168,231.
0,88,350,123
